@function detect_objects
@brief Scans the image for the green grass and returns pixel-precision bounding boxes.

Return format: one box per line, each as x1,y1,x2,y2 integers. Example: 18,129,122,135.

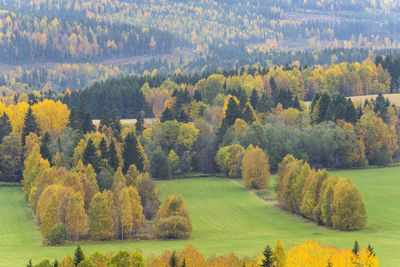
1,167,400,266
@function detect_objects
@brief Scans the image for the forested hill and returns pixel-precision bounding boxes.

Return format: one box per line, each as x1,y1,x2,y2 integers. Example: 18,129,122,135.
0,10,174,64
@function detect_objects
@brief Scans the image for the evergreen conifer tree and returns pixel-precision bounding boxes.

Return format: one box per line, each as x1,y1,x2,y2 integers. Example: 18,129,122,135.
108,139,119,171
352,240,360,256
40,131,51,162
99,138,108,160
22,107,38,145
99,107,111,129
260,245,275,267
83,139,100,173
73,245,85,266
135,110,145,134
122,133,144,173
169,251,179,267
161,107,173,122
0,112,12,143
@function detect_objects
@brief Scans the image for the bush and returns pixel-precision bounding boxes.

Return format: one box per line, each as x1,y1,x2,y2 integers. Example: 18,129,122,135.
156,216,192,239
49,223,68,245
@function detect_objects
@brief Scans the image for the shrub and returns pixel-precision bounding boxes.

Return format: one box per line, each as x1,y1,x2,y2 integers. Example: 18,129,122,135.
49,223,68,245
156,216,192,239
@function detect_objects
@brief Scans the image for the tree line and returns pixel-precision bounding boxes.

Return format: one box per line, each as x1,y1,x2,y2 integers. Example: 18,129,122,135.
27,239,378,267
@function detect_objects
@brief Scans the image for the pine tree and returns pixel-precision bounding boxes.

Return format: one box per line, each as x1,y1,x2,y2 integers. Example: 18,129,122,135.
0,112,12,143
135,110,145,134
73,245,85,266
40,132,51,162
22,107,38,145
122,132,144,173
352,240,360,256
108,139,119,171
260,245,275,267
83,139,100,173
169,251,179,267
99,138,108,160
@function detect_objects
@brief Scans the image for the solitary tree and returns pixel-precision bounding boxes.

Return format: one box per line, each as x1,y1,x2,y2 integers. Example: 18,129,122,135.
260,245,275,267
73,245,85,266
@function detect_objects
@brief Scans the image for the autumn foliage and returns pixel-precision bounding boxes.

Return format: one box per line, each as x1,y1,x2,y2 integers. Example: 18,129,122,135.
276,155,366,231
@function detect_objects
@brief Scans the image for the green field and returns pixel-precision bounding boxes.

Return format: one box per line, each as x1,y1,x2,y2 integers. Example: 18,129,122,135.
1,167,400,266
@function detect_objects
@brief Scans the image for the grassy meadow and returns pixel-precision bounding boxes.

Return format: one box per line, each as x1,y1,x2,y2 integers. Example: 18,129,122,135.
1,167,400,266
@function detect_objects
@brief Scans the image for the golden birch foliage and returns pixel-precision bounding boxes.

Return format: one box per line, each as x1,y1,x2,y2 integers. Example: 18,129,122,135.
5,102,29,134
177,123,200,151
286,240,379,267
273,240,286,267
89,190,115,240
73,161,99,209
125,164,140,187
59,256,74,267
331,178,366,231
318,176,340,226
118,186,143,238
178,244,206,267
40,193,62,238
22,144,50,196
168,149,180,175
157,195,190,221
23,132,41,159
66,192,88,240
31,99,70,134
357,109,398,161
241,145,270,190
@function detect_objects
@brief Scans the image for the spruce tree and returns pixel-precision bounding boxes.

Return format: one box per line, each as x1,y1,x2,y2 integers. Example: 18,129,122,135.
169,251,179,267
53,259,59,267
250,89,259,110
260,245,275,267
193,90,202,102
135,110,145,134
22,107,38,145
110,106,122,135
123,132,144,173
99,138,108,160
368,244,375,256
82,112,95,134
40,131,51,162
99,107,111,129
83,139,100,173
68,107,80,130
161,107,173,122
223,97,241,127
0,112,12,143
108,139,119,171
26,259,33,267
352,240,360,256
73,245,85,266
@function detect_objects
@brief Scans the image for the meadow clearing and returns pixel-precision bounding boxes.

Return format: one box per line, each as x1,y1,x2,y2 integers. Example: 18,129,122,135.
1,167,399,266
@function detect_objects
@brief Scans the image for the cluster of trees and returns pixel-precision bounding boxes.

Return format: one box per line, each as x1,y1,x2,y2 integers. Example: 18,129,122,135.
61,57,395,122
0,10,174,64
28,240,379,267
276,155,366,231
0,97,192,243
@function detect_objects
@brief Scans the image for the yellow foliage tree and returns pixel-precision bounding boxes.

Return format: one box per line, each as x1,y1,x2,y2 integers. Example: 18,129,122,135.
66,192,88,241
241,145,270,190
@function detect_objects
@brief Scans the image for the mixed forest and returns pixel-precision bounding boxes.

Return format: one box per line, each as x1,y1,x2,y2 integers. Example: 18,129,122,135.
1,0,400,266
